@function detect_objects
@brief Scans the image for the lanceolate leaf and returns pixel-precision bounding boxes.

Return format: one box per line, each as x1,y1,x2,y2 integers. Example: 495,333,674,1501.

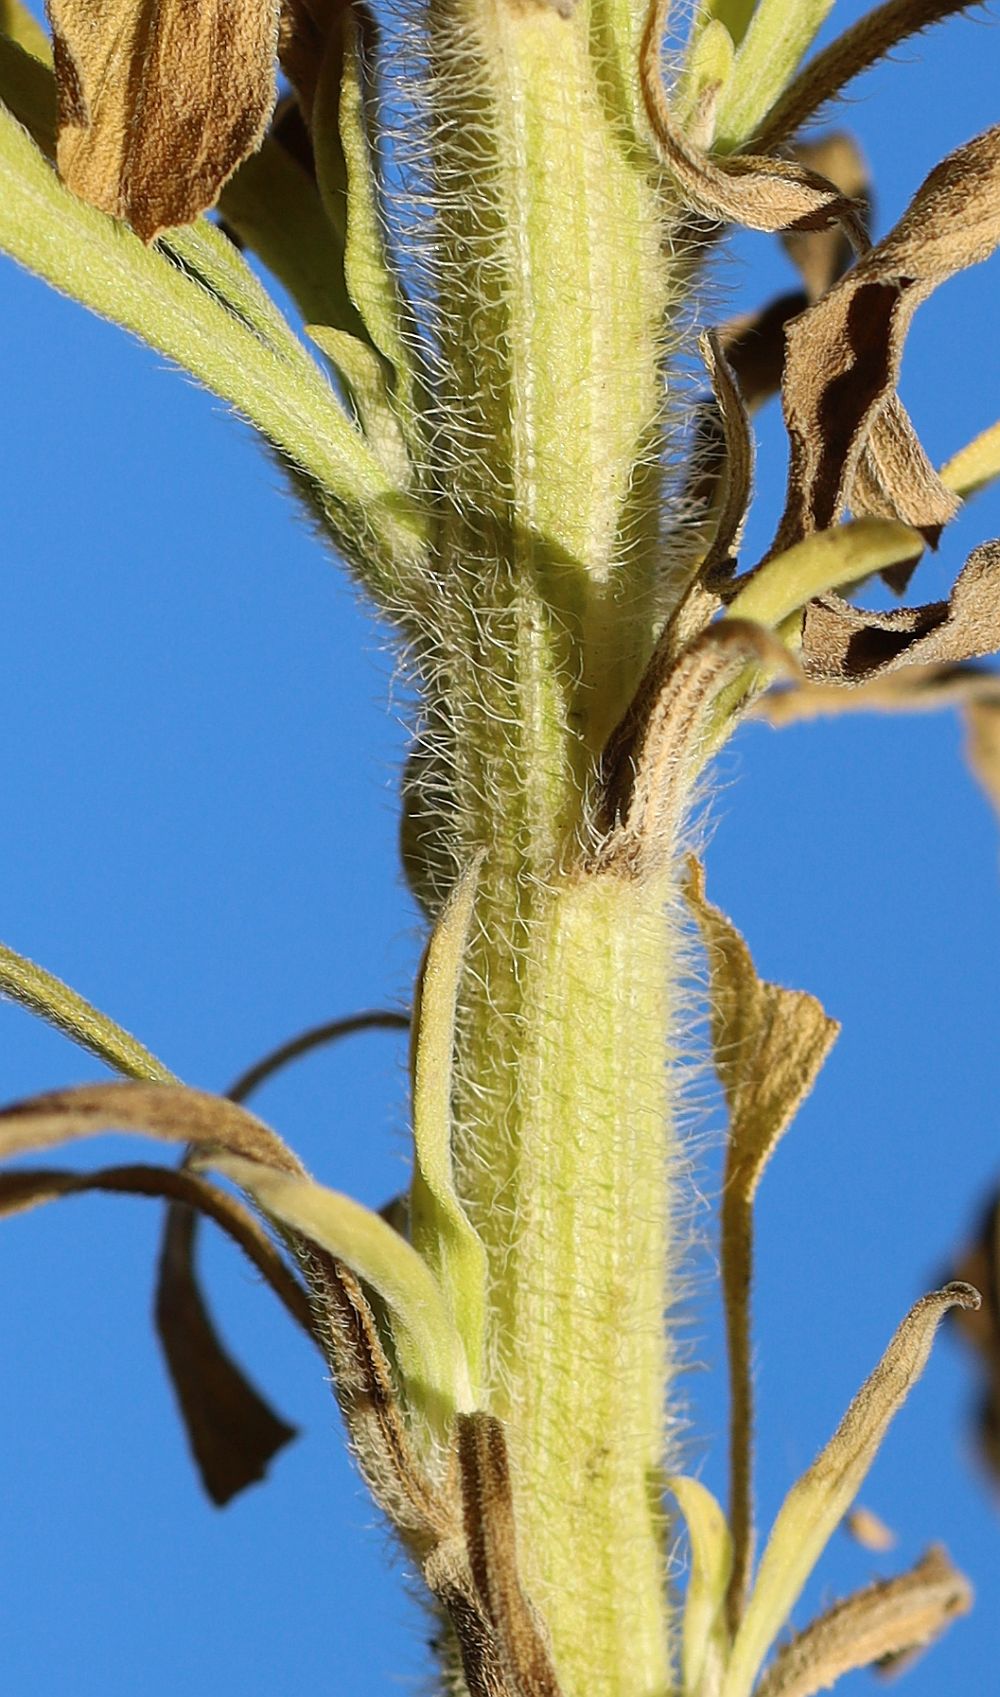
48,0,279,241
721,1284,981,1697
667,1475,734,1696
210,1155,473,1432
0,95,427,590
409,859,488,1394
712,0,835,154
0,940,174,1083
754,1545,971,1697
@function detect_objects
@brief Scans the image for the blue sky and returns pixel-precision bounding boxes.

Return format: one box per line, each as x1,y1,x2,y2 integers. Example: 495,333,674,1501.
1,3,999,1693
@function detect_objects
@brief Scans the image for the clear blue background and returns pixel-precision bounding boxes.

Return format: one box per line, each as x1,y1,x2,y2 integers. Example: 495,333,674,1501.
1,4,999,1692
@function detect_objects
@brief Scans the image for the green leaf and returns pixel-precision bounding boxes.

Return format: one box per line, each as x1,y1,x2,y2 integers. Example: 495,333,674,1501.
668,1475,733,1696
721,1283,981,1697
219,133,368,344
0,0,49,61
713,0,835,152
409,859,489,1396
675,17,737,140
210,1155,472,1433
0,940,175,1083
314,10,424,457
307,322,411,485
725,520,924,633
0,96,427,590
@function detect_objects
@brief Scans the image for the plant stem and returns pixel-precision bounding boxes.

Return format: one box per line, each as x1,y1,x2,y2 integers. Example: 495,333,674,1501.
402,0,689,1686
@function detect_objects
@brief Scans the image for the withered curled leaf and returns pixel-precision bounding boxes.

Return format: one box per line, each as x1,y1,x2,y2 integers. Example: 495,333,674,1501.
754,1544,971,1697
49,0,280,240
782,132,871,303
640,0,866,238
949,1189,1000,1488
770,124,1000,560
757,661,1000,727
684,856,839,1627
800,540,1000,683
966,699,1000,819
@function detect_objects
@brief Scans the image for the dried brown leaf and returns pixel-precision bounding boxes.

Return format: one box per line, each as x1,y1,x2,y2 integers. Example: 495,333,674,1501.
770,125,1000,562
0,1160,314,1502
50,0,280,240
800,540,1000,683
595,621,799,874
640,0,865,237
423,1540,516,1697
0,1080,302,1170
155,1198,297,1504
783,132,871,302
720,293,809,413
757,661,1000,727
843,1505,897,1553
966,700,1000,818
684,856,839,1628
755,1545,971,1697
457,1413,563,1697
699,327,754,587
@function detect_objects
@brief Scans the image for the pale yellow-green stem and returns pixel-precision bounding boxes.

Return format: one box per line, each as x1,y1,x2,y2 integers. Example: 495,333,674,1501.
404,0,691,1687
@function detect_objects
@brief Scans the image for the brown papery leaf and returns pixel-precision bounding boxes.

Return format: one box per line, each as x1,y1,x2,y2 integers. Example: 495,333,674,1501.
0,1161,314,1502
0,1080,303,1170
966,700,1000,818
783,132,871,302
595,621,799,874
755,1545,971,1697
684,857,839,1628
843,1505,896,1553
800,540,1000,683
50,0,280,241
770,125,1000,560
757,661,1000,727
639,0,865,238
155,1198,297,1504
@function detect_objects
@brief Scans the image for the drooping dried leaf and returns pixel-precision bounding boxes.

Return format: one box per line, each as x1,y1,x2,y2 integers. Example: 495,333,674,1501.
457,1413,564,1697
640,0,865,237
698,328,754,587
782,132,871,301
800,541,1000,683
948,1190,1000,1487
49,0,280,240
668,1475,734,1696
722,1284,981,1697
0,1080,303,1171
756,0,989,152
685,856,839,1627
155,1198,297,1504
843,1505,896,1553
720,292,808,412
770,125,1000,561
966,700,1000,818
755,1545,971,1697
757,661,1000,727
0,1160,314,1501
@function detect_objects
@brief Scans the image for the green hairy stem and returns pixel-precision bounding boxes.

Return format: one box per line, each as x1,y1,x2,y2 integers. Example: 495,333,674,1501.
405,0,688,1684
